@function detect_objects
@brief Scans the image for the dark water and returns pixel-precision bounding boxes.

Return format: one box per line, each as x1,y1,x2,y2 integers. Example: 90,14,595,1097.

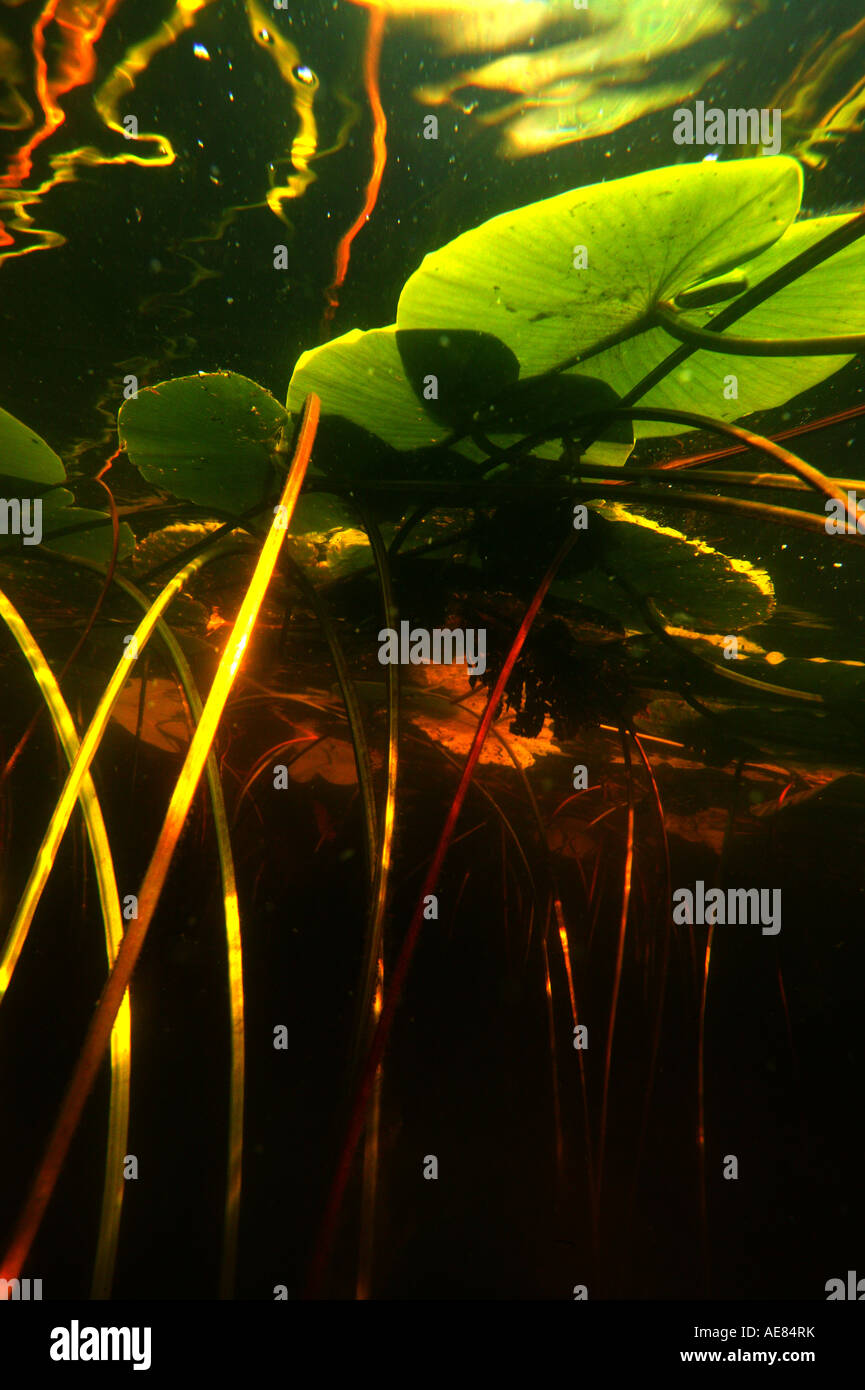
1,0,864,1304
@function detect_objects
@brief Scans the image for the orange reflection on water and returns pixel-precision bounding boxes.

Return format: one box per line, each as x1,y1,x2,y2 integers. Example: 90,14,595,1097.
1,1,124,191
0,0,217,260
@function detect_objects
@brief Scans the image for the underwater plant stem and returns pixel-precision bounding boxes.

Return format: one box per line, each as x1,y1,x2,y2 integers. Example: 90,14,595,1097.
320,478,846,539
281,553,379,886
542,932,565,1178
597,731,635,1215
305,528,580,1297
0,394,320,1287
565,406,865,530
114,587,245,1301
349,504,398,1299
0,590,129,1301
627,730,672,1242
697,924,714,1296
349,503,399,1054
573,208,865,452
0,546,214,1007
552,896,598,1255
653,299,865,355
575,460,865,493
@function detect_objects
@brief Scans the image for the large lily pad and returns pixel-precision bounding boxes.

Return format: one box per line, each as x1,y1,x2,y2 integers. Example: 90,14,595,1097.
396,158,802,379
118,372,288,515
288,160,805,467
602,214,865,438
0,404,65,484
554,501,775,633
287,326,449,451
0,407,132,562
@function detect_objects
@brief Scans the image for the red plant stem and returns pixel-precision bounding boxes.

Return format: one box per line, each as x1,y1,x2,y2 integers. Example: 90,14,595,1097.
661,402,865,470
305,527,579,1296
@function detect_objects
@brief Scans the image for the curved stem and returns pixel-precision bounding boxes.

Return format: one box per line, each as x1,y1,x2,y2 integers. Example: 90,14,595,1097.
653,299,865,356
308,477,840,537
576,207,865,450
504,404,865,530
305,527,579,1297
0,394,320,1288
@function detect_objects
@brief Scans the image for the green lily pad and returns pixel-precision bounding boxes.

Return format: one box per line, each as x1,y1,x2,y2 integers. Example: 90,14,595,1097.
287,326,449,451
395,328,520,430
0,404,65,485
554,500,775,633
289,160,803,469
396,158,802,380
0,408,131,562
118,372,288,515
608,213,865,438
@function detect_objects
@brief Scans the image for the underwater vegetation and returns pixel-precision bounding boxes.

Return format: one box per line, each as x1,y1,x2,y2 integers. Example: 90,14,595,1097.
1,147,865,1299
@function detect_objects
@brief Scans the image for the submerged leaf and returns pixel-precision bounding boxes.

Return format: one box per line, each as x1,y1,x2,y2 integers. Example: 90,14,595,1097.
555,501,775,633
119,372,288,514
39,491,134,563
0,404,65,485
0,409,131,562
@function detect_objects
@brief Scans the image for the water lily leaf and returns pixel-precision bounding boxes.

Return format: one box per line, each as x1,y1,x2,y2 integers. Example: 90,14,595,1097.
738,651,865,701
118,372,287,514
0,404,65,485
554,501,774,633
474,371,632,445
38,490,134,562
395,328,520,429
287,326,448,450
287,324,630,467
590,213,865,437
0,410,131,561
396,158,802,381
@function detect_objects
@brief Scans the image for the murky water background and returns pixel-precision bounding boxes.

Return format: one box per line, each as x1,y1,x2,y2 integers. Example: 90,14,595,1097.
1,0,864,1300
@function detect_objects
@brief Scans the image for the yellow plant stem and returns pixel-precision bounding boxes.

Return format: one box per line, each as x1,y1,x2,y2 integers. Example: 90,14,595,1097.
0,394,319,1286
0,590,128,1299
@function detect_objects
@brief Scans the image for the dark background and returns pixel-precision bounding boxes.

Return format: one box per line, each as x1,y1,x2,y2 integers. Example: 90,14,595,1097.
0,0,864,1300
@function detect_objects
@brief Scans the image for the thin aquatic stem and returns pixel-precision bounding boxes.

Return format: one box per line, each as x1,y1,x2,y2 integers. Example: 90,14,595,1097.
312,475,845,537
0,590,129,1300
653,298,865,355
347,503,399,1300
517,405,865,529
0,393,320,1288
597,730,634,1215
306,527,580,1297
0,545,216,1004
107,577,246,1302
281,552,379,887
